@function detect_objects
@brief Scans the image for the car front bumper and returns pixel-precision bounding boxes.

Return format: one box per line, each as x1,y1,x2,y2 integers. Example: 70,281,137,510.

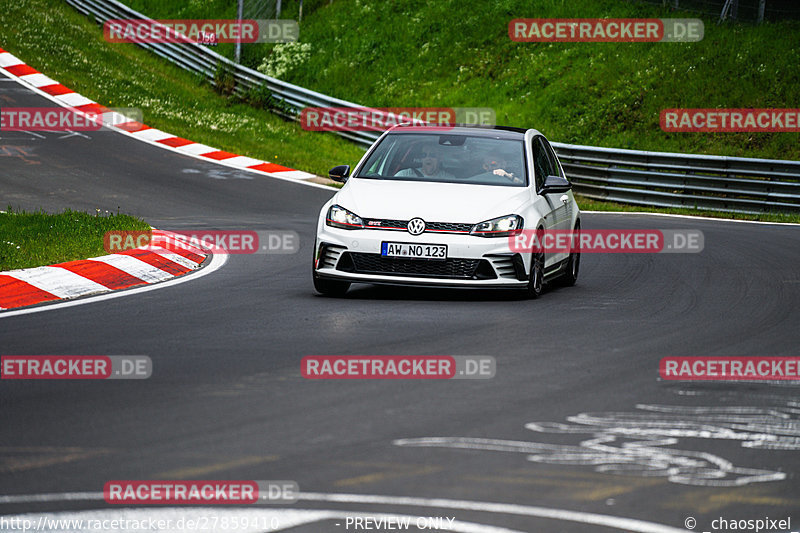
314,225,529,288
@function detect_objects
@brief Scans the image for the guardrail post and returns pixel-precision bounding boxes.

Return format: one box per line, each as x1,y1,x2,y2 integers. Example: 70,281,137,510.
235,0,243,63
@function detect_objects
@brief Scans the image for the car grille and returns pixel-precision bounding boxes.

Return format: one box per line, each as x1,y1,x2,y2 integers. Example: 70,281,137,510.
428,222,473,233
363,219,473,234
338,252,495,280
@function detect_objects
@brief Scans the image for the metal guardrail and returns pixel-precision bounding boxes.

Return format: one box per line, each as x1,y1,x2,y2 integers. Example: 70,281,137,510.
66,0,800,214
553,143,800,213
64,0,381,146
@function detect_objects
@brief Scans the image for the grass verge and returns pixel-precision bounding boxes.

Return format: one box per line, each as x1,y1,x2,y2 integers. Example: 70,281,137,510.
125,0,800,161
0,208,151,271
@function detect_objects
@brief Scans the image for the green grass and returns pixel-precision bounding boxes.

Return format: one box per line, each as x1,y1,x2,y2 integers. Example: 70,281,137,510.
0,0,365,176
0,208,151,271
123,0,800,161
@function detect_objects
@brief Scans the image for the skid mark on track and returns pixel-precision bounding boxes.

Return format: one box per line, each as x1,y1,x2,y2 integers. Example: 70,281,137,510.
395,403,799,487
334,463,443,488
463,471,663,502
0,145,39,164
0,447,113,474
152,455,279,479
664,485,800,513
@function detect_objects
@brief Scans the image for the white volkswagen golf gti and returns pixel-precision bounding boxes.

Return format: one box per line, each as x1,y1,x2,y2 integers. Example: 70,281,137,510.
312,125,581,297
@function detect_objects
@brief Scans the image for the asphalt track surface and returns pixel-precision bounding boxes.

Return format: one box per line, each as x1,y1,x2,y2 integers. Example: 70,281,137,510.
2,70,800,532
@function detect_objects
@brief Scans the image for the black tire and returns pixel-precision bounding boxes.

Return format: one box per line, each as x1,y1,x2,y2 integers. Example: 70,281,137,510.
313,272,350,296
312,239,350,296
559,220,580,287
525,228,545,299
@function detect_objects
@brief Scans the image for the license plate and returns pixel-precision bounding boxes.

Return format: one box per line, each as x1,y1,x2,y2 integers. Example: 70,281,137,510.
381,242,447,260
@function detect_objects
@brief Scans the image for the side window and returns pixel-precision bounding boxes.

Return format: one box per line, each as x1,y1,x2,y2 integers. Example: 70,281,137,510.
533,137,555,191
543,139,564,178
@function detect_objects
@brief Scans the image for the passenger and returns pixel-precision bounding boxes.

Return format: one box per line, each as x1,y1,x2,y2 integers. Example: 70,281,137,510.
395,144,456,180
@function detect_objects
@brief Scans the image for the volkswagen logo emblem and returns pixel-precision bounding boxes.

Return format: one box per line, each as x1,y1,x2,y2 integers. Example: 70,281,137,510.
407,218,426,235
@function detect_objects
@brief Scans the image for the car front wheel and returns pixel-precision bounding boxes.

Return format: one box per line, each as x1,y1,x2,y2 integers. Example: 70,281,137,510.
559,220,580,286
313,272,350,296
312,239,350,296
525,228,544,299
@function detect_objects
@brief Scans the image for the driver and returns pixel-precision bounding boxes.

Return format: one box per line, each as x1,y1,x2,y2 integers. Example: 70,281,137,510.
395,144,455,180
482,154,523,184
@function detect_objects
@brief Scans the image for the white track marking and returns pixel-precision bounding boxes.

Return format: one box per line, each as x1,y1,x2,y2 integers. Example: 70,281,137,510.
174,143,220,156
53,92,94,107
4,267,107,298
0,493,103,503
272,169,317,180
146,247,204,269
130,128,175,142
87,255,178,283
0,52,24,67
221,156,263,167
17,72,57,87
101,111,128,123
0,252,226,319
395,403,797,487
0,492,686,532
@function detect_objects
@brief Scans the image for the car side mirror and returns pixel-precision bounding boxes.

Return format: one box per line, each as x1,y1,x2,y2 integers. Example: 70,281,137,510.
328,165,350,183
540,175,571,194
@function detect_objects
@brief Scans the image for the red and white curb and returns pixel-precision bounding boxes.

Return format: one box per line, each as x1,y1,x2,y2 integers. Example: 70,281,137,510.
0,231,209,311
0,45,323,185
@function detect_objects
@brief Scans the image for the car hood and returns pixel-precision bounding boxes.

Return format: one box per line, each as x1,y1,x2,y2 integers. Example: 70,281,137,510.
336,178,529,223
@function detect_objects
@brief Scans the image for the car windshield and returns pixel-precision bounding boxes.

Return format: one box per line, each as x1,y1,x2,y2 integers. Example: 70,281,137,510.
354,133,527,187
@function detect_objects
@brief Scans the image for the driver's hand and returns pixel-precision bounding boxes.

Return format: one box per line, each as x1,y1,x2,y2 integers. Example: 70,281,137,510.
493,169,522,183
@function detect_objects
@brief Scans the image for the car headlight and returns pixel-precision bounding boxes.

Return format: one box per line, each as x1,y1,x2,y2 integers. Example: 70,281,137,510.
470,215,524,237
326,205,364,230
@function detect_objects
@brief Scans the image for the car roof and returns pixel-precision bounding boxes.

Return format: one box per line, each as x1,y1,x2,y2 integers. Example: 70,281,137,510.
389,124,529,139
